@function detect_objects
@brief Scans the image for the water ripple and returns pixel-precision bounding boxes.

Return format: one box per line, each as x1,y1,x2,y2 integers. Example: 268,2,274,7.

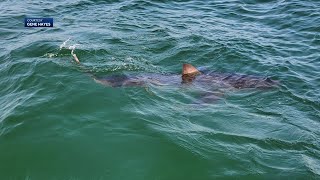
0,0,319,178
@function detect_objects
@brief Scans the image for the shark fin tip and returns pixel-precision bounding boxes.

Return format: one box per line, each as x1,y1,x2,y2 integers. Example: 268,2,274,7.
182,64,200,75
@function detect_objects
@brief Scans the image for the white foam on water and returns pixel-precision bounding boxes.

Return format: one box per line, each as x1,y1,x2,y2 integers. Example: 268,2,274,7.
59,37,80,55
43,53,56,58
59,37,71,50
69,44,80,55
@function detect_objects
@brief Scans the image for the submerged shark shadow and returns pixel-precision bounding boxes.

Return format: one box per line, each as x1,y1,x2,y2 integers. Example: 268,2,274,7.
73,54,278,104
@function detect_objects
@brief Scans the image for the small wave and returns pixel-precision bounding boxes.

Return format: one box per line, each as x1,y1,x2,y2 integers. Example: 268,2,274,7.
302,155,320,176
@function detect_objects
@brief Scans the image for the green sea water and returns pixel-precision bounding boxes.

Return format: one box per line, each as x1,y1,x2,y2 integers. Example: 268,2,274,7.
0,0,320,179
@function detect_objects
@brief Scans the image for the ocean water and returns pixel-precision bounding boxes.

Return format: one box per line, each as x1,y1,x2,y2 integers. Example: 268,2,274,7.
0,0,319,179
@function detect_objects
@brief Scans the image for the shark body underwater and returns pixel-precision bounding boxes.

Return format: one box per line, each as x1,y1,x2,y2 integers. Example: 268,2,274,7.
93,64,276,89
73,54,277,102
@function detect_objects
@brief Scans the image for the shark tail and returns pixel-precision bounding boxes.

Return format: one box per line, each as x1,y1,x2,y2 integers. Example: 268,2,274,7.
72,53,80,64
71,51,100,83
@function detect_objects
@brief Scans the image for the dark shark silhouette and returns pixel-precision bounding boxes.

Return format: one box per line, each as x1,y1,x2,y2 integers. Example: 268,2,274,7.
73,54,277,103
93,64,277,89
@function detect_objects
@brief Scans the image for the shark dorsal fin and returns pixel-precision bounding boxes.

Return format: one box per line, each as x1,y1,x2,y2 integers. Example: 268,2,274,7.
182,64,200,83
182,64,200,75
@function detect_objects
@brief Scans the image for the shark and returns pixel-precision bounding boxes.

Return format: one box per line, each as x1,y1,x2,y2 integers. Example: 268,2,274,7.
92,64,276,89
72,54,278,103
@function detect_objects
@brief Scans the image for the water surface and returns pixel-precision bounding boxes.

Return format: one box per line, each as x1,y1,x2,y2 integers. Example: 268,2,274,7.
0,0,319,179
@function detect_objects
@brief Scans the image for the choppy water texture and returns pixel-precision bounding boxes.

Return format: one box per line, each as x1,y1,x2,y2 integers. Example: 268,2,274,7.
0,0,320,179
